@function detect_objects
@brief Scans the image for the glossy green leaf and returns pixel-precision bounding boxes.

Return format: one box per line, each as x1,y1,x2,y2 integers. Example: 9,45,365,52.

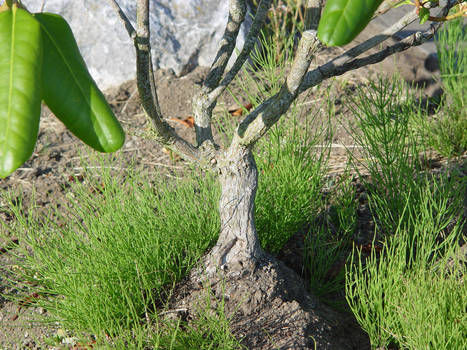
34,13,125,153
418,7,430,24
317,0,384,46
0,7,42,178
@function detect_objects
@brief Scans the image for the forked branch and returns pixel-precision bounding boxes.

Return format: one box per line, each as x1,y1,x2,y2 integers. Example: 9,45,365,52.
109,0,455,165
231,30,321,148
192,0,247,147
234,0,454,148
207,0,273,104
203,0,247,92
107,0,136,39
193,0,272,148
330,0,440,68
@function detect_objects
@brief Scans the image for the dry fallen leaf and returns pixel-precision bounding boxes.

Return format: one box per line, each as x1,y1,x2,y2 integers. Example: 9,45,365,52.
170,116,195,128
229,102,253,116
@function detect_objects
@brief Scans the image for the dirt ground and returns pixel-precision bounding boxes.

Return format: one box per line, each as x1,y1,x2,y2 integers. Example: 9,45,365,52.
0,40,459,349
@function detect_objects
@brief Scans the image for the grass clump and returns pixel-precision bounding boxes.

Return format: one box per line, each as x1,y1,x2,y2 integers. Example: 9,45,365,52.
304,171,357,303
255,111,329,253
345,75,467,349
417,17,467,157
346,175,466,349
2,158,220,342
347,76,424,234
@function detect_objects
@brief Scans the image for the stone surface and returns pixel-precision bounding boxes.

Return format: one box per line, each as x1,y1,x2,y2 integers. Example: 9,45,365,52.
27,0,250,89
26,1,445,92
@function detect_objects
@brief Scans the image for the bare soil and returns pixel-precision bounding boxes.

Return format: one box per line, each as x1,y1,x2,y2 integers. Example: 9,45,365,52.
0,42,457,349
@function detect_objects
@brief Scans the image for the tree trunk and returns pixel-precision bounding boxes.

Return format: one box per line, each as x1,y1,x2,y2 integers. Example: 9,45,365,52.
205,146,264,274
181,146,369,350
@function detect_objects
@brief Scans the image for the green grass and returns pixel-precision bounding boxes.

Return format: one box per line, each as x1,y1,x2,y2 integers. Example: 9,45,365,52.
249,0,305,66
304,170,357,304
436,17,466,115
1,13,466,346
2,74,465,348
0,19,334,347
1,158,223,346
415,17,467,157
347,77,424,234
344,75,466,349
255,110,329,253
346,177,466,349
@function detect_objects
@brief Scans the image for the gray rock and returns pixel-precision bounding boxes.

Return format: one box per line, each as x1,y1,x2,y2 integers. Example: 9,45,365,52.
27,0,250,89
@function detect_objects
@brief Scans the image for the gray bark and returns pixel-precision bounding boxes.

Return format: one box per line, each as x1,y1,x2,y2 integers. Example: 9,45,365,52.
206,146,263,274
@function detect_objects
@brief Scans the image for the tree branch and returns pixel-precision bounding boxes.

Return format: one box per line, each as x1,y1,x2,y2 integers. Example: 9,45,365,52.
192,0,247,147
309,29,439,84
308,0,441,75
228,0,453,151
299,0,454,93
203,0,247,91
132,0,199,161
193,0,272,148
207,0,272,104
230,30,321,148
107,0,136,39
304,0,323,30
375,0,401,18
329,9,420,69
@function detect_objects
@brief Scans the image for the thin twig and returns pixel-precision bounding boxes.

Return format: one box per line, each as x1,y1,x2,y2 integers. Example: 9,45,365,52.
295,98,323,106
143,162,185,169
312,144,363,149
158,308,188,316
14,168,34,171
73,166,129,171
107,0,136,39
